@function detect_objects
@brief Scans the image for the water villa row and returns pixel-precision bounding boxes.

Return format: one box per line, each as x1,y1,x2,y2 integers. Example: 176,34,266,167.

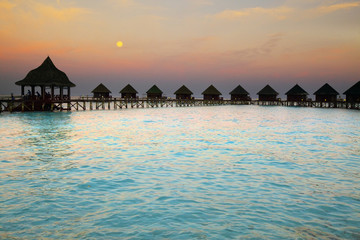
1,57,359,112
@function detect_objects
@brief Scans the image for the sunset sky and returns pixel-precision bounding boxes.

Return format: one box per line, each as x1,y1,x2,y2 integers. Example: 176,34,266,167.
1,0,359,98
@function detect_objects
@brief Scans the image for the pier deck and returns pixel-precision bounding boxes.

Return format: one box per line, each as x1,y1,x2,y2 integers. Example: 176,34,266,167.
0,98,359,113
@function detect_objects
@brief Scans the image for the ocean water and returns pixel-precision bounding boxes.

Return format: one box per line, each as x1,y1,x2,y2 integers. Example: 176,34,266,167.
0,106,359,239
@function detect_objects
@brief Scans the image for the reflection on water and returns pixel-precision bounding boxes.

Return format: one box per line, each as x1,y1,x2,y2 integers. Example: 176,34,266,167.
0,106,359,239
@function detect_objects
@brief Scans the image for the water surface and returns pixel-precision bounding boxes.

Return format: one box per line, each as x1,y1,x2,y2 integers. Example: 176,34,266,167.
0,106,359,239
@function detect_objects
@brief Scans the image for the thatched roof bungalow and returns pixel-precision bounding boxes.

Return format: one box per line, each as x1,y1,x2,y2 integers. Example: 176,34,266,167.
285,84,308,101
202,85,222,100
146,85,163,99
230,85,250,101
174,85,193,100
120,84,138,98
314,83,338,102
257,84,278,101
92,83,111,98
344,81,360,103
15,56,75,100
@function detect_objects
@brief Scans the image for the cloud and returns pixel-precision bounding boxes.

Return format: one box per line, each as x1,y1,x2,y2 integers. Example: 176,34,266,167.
33,2,91,22
0,0,16,10
214,6,293,20
227,33,285,59
315,1,360,14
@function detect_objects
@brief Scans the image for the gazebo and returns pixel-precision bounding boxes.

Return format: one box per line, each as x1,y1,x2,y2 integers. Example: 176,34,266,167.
174,85,193,100
230,85,250,101
146,85,163,99
343,81,360,103
120,84,138,98
257,84,279,101
202,85,221,100
15,56,75,100
91,83,112,98
285,84,308,101
314,83,339,102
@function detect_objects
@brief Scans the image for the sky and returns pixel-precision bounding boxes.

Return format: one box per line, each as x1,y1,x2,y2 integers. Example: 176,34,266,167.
1,0,359,98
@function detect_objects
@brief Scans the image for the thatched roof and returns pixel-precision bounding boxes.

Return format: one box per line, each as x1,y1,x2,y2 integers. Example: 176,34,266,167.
92,83,111,93
202,85,221,95
343,81,360,95
230,84,249,95
15,56,75,87
146,85,163,94
257,84,278,95
285,84,308,96
120,84,138,94
174,85,193,95
314,83,339,95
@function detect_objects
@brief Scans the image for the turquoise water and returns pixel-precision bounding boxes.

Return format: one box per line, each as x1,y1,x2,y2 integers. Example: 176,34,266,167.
0,106,359,239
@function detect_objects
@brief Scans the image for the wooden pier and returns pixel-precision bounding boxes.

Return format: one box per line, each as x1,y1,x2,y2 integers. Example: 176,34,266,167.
0,98,359,113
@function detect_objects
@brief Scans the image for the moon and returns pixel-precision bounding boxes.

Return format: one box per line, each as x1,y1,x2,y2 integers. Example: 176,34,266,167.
116,41,123,48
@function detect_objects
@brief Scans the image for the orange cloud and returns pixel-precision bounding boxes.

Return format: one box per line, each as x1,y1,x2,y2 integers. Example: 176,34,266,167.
32,2,91,22
315,2,360,14
214,6,293,20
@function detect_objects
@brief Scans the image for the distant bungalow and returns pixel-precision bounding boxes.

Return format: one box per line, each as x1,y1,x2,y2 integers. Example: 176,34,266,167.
202,85,221,100
257,84,278,101
344,81,360,103
92,83,111,98
230,84,250,101
285,84,308,101
147,85,163,99
120,84,138,98
15,56,75,100
314,83,338,102
174,85,193,100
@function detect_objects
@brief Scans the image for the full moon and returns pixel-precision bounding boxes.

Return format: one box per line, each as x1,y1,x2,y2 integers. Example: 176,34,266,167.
116,41,123,48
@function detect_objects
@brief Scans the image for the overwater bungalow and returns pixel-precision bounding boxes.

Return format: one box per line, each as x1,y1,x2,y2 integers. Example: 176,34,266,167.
230,85,250,101
92,83,111,98
120,84,138,98
344,81,360,103
147,85,163,99
202,85,221,100
314,83,339,102
174,85,193,100
15,56,75,100
285,84,308,101
257,84,278,101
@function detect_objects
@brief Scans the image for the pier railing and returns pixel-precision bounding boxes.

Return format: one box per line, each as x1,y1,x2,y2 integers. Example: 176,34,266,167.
0,98,359,113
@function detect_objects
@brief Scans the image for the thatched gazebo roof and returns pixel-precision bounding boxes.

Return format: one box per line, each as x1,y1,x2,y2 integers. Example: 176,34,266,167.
174,85,193,95
257,84,278,95
15,56,75,87
314,83,339,95
146,85,163,94
285,84,308,96
92,83,111,93
119,84,138,94
343,81,360,95
202,85,221,95
230,85,249,95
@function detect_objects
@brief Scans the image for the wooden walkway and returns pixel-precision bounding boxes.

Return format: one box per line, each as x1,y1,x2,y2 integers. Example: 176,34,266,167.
0,98,359,113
